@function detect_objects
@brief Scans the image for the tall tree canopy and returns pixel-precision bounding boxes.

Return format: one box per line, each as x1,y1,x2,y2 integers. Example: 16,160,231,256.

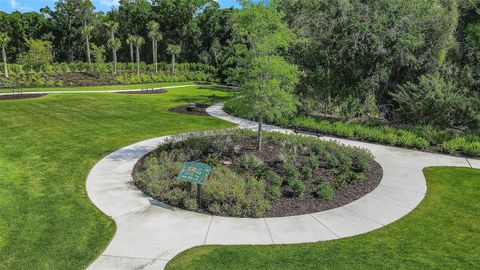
40,0,94,62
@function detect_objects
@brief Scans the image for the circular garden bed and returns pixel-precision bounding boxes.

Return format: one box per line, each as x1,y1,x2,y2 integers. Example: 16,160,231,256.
0,93,48,100
133,130,382,218
168,104,210,116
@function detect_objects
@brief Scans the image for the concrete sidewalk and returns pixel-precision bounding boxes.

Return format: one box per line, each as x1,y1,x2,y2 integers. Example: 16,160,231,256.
86,103,478,270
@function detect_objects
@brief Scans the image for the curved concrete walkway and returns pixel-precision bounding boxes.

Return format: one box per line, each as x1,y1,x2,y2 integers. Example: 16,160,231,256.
86,103,479,270
0,83,236,95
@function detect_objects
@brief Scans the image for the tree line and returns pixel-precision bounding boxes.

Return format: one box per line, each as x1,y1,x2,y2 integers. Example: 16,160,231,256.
1,0,480,129
0,0,233,75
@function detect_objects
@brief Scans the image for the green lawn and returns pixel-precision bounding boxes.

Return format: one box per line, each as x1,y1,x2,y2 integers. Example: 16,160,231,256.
167,167,480,269
0,81,208,93
0,86,235,270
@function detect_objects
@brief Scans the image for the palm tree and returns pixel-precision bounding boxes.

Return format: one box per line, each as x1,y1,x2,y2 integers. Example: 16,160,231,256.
147,21,162,74
80,24,94,64
107,38,121,74
167,44,181,75
131,35,145,75
0,33,10,78
126,35,135,64
104,21,120,74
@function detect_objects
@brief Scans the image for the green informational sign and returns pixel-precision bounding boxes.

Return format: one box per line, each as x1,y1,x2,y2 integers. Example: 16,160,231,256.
176,162,212,185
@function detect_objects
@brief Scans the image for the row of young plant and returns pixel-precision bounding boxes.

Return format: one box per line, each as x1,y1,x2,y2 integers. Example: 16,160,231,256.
134,130,374,218
0,71,216,88
2,62,216,75
225,99,480,158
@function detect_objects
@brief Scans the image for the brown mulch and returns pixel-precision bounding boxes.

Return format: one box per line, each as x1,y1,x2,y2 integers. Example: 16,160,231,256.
115,89,167,94
168,104,210,116
0,93,48,100
51,72,115,87
265,161,382,217
211,137,383,217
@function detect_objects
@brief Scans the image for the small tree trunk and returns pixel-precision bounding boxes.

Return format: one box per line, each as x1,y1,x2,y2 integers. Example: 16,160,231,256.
154,41,158,74
113,50,117,75
136,46,140,75
212,46,219,67
171,54,176,75
2,47,8,78
257,116,263,151
86,38,91,64
152,40,156,73
130,44,134,63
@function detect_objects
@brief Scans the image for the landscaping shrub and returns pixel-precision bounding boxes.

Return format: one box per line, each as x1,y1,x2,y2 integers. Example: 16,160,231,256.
266,171,283,186
267,185,282,200
289,179,306,197
283,162,300,182
225,98,480,158
1,62,217,88
316,182,334,201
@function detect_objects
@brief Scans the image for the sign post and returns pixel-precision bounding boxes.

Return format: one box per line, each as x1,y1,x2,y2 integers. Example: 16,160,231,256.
176,162,212,206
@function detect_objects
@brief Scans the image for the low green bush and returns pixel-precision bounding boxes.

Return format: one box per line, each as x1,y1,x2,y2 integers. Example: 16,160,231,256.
283,162,300,182
266,171,283,186
442,137,480,157
224,98,480,158
183,197,198,211
267,185,282,200
289,179,306,197
237,154,264,172
316,182,334,201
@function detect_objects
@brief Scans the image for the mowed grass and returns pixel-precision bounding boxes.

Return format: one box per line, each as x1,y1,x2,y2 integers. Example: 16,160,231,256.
167,167,480,269
0,86,235,270
0,81,208,93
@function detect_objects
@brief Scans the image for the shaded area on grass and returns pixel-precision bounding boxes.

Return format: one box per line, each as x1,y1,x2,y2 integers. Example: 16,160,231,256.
0,93,48,100
167,167,480,269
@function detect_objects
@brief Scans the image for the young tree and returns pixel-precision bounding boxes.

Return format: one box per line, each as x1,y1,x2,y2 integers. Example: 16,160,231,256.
147,21,163,73
17,39,53,67
242,56,299,150
105,21,120,74
131,35,145,75
0,33,10,78
126,35,135,63
91,44,105,63
80,24,94,64
166,44,181,75
231,1,299,150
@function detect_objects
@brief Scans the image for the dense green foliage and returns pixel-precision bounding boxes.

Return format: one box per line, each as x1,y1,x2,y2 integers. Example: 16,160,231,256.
0,85,235,270
167,167,480,269
278,0,480,129
0,0,233,67
1,0,480,129
134,130,374,217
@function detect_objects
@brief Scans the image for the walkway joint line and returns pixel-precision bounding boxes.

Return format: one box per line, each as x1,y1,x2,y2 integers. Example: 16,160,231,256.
203,216,214,245
263,218,275,244
342,206,385,226
309,214,340,238
466,158,473,168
